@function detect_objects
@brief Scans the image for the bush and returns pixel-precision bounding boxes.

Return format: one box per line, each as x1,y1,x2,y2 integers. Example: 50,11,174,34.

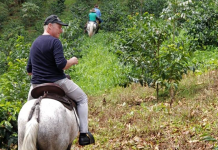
185,0,218,50
21,2,40,27
0,51,7,75
100,0,129,31
0,100,21,149
143,0,168,17
0,2,9,28
70,2,91,30
49,0,66,15
0,59,29,149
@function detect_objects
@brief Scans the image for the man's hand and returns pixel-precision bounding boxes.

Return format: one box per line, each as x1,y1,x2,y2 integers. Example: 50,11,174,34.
63,57,78,70
70,57,78,65
28,73,32,75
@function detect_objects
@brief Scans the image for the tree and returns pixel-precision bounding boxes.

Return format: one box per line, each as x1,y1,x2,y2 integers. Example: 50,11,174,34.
21,2,40,27
116,12,190,102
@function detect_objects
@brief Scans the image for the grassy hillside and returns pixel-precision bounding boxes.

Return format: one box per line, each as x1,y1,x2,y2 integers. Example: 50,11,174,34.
71,71,218,149
0,0,217,149
58,30,218,149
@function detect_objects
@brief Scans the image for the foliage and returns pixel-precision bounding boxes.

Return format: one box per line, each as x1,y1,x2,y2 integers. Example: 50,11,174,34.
0,0,217,149
0,36,31,148
9,36,31,61
190,47,218,74
126,0,142,15
70,1,91,29
127,0,168,17
161,0,218,50
61,18,84,58
0,51,7,75
184,0,218,50
0,0,14,4
0,59,29,103
21,2,40,27
25,0,47,8
66,32,132,95
0,2,9,29
100,0,129,31
157,44,190,88
49,0,66,15
0,34,27,75
116,12,191,100
116,13,170,85
0,100,21,149
143,0,168,17
0,59,29,149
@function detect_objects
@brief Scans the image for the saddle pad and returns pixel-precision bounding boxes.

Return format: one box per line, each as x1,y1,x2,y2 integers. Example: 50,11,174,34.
31,83,65,98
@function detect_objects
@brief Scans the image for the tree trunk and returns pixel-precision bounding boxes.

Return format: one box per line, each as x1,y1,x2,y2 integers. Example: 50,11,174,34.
169,84,175,107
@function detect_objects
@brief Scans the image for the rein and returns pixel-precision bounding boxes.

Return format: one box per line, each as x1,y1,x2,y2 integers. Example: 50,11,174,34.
28,93,46,123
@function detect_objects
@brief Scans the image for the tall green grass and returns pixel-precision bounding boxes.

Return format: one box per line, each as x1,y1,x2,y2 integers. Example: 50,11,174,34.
67,32,132,95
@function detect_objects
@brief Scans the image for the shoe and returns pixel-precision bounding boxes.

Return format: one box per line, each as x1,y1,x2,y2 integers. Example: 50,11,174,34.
79,131,95,146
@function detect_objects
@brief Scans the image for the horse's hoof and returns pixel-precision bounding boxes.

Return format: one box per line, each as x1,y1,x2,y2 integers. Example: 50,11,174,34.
79,131,95,146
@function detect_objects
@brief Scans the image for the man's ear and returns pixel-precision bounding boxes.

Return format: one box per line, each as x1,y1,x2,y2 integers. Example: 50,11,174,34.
48,23,53,29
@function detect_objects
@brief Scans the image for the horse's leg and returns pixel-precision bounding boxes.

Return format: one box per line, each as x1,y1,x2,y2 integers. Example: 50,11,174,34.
66,143,72,150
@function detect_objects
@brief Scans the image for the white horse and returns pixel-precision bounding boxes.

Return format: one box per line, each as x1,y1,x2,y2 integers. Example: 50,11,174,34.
18,98,79,150
86,21,97,37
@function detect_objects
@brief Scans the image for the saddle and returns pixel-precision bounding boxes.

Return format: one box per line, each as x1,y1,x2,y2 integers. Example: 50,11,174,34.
31,83,76,110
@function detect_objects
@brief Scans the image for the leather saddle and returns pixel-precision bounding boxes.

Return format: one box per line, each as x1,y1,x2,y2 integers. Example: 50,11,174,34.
31,83,76,110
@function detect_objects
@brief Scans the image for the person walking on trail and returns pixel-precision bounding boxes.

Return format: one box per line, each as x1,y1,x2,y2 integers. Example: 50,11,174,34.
26,14,95,146
94,4,102,24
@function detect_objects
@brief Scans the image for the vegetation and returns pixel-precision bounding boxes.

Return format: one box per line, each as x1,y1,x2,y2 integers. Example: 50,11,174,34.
0,0,217,149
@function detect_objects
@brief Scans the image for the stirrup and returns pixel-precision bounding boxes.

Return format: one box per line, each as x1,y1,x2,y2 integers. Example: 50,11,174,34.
79,131,95,146
87,131,95,144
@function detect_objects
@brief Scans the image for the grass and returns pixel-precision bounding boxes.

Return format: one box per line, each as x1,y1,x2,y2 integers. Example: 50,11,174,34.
68,32,131,96
70,70,218,149
64,31,218,149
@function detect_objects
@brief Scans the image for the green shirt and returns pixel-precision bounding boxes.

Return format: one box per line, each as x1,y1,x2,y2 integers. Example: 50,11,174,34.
89,12,97,21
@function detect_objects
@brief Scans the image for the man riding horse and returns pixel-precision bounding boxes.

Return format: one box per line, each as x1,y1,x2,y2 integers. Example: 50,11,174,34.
85,8,100,35
26,15,95,146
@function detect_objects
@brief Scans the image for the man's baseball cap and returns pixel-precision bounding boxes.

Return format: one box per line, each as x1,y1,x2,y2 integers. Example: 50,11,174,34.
44,15,68,26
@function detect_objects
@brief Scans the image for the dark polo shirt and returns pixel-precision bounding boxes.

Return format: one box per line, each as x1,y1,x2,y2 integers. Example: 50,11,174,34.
26,35,67,84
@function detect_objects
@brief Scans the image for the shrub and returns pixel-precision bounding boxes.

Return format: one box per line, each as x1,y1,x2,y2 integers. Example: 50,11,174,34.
184,0,218,50
100,0,129,31
0,2,9,28
116,12,191,100
49,0,66,15
21,2,40,27
0,59,29,149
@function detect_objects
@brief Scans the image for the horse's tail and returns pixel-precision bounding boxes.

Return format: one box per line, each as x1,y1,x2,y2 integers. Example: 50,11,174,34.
22,109,39,150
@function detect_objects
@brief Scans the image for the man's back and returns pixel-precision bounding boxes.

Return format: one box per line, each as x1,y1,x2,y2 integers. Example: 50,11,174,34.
89,12,97,21
27,35,67,84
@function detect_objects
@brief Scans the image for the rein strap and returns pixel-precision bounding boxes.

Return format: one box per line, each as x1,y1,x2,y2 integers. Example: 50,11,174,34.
28,93,46,123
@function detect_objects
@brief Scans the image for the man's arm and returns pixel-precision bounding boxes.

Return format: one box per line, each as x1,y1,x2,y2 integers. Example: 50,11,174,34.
63,57,78,70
